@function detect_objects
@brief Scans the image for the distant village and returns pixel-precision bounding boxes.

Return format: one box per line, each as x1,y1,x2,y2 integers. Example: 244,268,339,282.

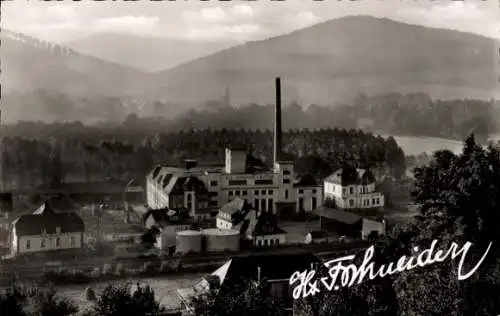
0,78,390,315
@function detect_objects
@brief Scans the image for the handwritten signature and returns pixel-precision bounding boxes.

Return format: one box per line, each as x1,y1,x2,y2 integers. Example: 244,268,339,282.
289,239,493,299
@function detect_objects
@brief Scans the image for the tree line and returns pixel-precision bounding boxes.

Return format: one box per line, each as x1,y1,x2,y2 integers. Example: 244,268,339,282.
0,127,406,191
2,89,497,142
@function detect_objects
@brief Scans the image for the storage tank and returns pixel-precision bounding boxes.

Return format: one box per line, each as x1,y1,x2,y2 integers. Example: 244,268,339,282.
176,230,202,254
202,228,240,252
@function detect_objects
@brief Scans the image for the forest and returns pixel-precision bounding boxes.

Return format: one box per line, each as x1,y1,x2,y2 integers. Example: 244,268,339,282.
2,90,497,142
0,126,405,191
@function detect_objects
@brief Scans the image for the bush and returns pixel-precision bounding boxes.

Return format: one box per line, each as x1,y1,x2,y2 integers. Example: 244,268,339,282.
85,287,96,301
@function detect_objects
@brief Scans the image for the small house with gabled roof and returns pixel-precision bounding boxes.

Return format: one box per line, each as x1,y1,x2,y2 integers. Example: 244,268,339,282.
10,202,84,256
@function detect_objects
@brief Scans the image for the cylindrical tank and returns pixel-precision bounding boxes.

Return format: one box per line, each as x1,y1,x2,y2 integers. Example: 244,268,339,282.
176,230,202,254
202,228,240,253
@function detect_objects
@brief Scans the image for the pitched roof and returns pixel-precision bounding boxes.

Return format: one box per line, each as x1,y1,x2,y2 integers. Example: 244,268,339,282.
325,167,375,186
316,206,362,224
294,174,318,187
144,208,192,227
251,212,286,236
217,198,253,226
13,202,84,236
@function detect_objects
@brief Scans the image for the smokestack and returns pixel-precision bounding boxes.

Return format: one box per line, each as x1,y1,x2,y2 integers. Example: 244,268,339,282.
274,77,282,165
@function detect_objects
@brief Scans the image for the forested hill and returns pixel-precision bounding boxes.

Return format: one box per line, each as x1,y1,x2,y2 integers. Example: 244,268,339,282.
0,127,405,191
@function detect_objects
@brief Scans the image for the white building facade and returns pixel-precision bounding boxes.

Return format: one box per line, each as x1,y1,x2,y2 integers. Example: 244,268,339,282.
324,168,385,209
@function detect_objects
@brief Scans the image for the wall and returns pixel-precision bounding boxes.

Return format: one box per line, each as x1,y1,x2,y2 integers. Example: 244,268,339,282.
324,181,384,209
362,219,386,239
252,233,286,247
16,232,83,254
295,186,322,212
155,225,191,250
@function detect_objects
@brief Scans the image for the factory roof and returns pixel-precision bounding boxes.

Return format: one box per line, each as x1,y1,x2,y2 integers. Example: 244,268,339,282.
217,198,253,226
251,212,286,237
324,167,376,186
294,174,319,187
316,206,362,225
12,202,84,237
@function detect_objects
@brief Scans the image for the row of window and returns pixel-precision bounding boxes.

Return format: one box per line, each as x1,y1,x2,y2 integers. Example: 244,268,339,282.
229,189,274,197
26,236,76,249
254,198,274,212
298,197,318,210
297,189,317,194
256,238,280,247
211,179,277,187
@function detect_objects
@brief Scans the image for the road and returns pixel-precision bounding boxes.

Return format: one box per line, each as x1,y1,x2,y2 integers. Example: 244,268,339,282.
0,241,370,275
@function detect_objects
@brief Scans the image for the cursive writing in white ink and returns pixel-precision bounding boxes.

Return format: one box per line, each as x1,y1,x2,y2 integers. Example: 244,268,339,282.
289,239,493,299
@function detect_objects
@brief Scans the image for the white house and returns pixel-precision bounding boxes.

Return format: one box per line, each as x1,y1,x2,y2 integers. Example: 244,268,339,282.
11,202,84,256
324,167,385,209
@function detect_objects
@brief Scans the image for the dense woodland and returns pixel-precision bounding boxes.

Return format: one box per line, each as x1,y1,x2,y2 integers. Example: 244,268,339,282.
0,126,405,191
2,90,497,141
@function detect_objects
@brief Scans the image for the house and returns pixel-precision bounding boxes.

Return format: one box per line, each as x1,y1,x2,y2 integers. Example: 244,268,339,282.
216,198,256,232
177,252,323,315
294,174,322,212
146,79,322,221
10,202,84,256
323,167,385,209
317,206,386,240
246,212,287,247
143,208,193,250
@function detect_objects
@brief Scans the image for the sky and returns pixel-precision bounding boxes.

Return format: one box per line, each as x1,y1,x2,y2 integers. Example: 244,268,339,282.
1,0,499,43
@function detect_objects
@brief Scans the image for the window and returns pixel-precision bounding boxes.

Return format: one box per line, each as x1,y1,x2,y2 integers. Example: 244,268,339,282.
235,191,240,196
229,180,247,186
299,198,304,211
187,194,192,201
312,189,317,194
229,191,233,196
268,190,273,195
41,239,46,248
349,187,353,194
56,237,60,247
268,199,273,212
242,190,247,196
349,199,354,207
26,240,31,249
261,199,266,212
366,199,370,206
255,190,259,195
283,179,290,184
372,198,376,205
255,179,273,185
276,239,280,245
258,240,262,247
261,190,266,195
70,236,76,246
283,170,291,175
270,239,274,245
210,180,218,186
312,197,317,210
264,239,268,247
285,190,289,199
298,189,304,194
254,199,259,211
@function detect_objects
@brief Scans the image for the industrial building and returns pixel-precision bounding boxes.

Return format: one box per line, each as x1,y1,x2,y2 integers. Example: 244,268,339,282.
316,206,386,240
146,78,322,221
143,208,193,250
176,230,203,254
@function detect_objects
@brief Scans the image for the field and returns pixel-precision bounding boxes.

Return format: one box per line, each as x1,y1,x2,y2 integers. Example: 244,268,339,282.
57,273,204,313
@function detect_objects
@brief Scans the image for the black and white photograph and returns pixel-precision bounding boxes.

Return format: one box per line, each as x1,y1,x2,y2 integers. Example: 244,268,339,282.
0,0,499,315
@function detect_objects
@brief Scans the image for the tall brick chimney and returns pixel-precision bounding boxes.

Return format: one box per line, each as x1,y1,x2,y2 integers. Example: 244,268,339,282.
273,77,282,165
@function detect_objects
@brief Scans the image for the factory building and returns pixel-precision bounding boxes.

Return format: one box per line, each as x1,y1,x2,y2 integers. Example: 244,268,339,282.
146,78,322,220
